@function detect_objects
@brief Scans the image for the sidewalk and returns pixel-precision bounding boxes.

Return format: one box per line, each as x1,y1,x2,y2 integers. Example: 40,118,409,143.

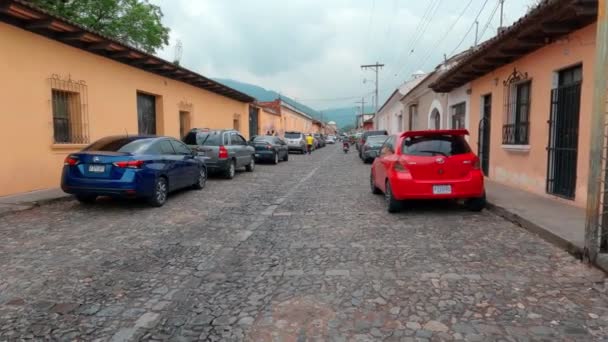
486,180,585,257
0,188,70,216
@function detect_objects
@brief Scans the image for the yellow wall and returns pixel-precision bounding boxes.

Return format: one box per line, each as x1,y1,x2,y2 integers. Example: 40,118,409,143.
469,24,595,207
259,109,281,135
281,107,312,134
0,22,249,196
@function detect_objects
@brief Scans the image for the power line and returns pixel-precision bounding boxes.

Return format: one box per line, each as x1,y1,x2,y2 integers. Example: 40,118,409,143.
409,0,474,73
365,0,377,54
478,0,501,42
388,0,441,74
295,91,375,102
448,0,491,57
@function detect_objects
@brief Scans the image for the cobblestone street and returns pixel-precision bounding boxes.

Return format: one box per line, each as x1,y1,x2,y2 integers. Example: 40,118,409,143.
0,145,607,341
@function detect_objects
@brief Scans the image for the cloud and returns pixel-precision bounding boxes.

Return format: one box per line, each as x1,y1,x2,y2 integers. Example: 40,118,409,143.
152,0,535,108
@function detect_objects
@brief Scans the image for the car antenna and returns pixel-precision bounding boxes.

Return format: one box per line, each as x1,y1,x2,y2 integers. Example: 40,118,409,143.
125,128,129,137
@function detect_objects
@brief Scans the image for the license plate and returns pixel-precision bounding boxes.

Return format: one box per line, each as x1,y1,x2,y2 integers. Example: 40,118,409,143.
88,164,105,173
433,185,452,195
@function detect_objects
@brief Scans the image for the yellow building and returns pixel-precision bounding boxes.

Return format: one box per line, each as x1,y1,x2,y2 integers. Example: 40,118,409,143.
0,1,254,197
257,100,314,136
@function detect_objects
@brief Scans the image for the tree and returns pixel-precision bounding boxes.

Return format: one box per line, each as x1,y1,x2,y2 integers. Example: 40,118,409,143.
29,0,170,53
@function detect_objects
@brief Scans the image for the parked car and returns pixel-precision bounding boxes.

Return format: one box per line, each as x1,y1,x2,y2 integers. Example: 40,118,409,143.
251,135,289,164
326,135,336,144
361,135,388,163
284,131,307,154
313,133,326,148
183,128,255,179
358,130,388,157
353,132,363,148
61,135,207,207
370,130,485,213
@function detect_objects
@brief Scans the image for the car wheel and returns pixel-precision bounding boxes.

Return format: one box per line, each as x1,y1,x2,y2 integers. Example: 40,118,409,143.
245,157,255,172
192,167,207,190
370,173,381,195
283,152,289,162
76,195,96,204
465,192,486,212
385,180,401,213
148,177,168,207
224,161,236,179
272,152,279,165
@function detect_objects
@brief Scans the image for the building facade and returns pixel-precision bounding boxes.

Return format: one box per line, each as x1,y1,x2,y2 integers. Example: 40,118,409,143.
431,0,597,207
257,99,314,135
0,1,254,197
375,74,426,134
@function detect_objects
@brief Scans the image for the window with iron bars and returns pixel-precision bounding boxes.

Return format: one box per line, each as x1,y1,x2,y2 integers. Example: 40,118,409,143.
50,76,89,144
503,80,531,145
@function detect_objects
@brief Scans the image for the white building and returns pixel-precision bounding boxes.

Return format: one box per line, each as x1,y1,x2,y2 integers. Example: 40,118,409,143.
375,72,426,134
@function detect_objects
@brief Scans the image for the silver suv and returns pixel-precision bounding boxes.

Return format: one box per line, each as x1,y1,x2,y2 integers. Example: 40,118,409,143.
284,131,307,154
183,129,255,179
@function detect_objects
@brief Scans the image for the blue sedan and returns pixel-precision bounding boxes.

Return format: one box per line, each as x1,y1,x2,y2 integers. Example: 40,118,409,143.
61,135,207,207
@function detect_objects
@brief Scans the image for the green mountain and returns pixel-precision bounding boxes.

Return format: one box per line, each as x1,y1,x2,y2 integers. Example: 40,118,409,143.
214,78,373,129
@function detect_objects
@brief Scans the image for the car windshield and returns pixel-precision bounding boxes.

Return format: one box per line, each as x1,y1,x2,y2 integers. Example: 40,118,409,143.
196,132,223,146
402,135,471,157
366,136,387,146
285,133,301,139
84,137,154,154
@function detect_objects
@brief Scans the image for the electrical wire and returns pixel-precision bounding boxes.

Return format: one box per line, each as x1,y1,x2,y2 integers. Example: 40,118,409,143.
448,0,490,57
410,0,475,72
478,0,501,42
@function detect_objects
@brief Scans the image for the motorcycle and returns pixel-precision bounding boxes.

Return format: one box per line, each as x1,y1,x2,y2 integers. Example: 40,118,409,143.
343,142,349,154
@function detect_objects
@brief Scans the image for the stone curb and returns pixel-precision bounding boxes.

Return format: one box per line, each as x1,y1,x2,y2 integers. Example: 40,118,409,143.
486,201,608,274
0,194,72,218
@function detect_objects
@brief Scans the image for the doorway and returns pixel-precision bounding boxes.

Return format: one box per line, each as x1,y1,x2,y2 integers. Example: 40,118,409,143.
137,93,156,135
546,65,582,199
179,111,191,139
478,94,492,176
249,106,259,137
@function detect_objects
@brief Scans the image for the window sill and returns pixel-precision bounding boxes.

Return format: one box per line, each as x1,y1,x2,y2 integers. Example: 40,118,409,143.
51,143,88,150
501,144,530,152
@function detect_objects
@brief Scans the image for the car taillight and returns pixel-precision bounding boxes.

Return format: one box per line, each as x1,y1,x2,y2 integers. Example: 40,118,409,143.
113,160,144,169
64,155,79,166
473,158,481,170
267,144,273,150
393,161,409,173
218,145,229,159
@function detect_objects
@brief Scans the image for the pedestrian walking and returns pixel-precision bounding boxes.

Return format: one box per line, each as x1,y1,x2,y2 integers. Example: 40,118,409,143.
305,134,314,155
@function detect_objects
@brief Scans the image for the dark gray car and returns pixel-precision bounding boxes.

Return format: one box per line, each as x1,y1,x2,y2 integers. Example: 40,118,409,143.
361,135,388,163
183,129,255,179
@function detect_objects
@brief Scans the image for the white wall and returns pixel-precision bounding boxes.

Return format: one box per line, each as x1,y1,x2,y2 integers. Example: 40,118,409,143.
446,83,471,130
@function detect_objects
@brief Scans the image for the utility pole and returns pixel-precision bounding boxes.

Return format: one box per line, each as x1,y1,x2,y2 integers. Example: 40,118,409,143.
361,62,384,116
355,98,366,129
585,0,608,263
474,20,479,47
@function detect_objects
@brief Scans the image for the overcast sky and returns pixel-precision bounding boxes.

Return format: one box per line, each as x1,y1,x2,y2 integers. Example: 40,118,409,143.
151,0,537,109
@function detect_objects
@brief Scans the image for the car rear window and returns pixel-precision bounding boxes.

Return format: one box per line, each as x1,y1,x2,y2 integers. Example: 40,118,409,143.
85,137,153,154
254,136,273,142
195,132,223,146
364,131,387,137
402,135,471,156
285,133,301,139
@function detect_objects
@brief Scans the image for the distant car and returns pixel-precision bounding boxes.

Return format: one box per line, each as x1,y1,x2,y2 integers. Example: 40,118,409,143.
358,130,388,156
326,135,336,144
284,131,307,154
361,135,388,163
313,134,326,148
371,130,485,213
251,135,289,164
183,128,255,179
61,135,207,207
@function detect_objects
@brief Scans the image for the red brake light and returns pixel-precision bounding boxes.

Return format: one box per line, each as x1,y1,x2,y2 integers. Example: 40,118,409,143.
64,155,79,166
267,144,273,150
218,145,229,159
473,157,481,170
113,160,144,169
393,161,409,173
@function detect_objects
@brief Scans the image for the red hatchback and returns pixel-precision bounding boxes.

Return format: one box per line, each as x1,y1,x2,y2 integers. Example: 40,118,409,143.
370,129,485,213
